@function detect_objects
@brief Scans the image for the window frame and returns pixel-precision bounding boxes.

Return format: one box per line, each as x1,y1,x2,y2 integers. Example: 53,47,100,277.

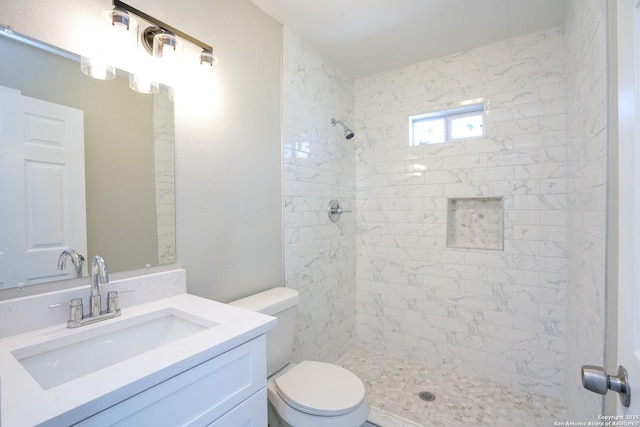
409,103,485,146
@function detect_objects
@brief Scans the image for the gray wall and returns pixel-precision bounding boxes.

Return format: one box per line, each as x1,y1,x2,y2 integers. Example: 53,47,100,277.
167,0,284,303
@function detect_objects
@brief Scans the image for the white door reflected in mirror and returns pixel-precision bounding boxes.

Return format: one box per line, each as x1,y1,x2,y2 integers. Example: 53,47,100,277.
0,86,87,287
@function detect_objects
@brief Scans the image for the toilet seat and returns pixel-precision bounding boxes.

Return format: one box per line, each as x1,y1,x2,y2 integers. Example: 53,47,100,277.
274,360,366,416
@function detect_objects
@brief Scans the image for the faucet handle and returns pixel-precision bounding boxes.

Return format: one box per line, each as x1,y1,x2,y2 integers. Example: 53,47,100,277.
49,298,84,325
69,298,83,322
107,291,120,314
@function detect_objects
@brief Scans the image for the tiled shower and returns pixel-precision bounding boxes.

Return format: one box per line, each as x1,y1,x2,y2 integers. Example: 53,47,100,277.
283,0,607,421
355,25,567,399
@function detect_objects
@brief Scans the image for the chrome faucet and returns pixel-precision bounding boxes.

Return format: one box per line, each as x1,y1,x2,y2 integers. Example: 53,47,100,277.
57,249,85,278
57,255,120,328
90,255,109,317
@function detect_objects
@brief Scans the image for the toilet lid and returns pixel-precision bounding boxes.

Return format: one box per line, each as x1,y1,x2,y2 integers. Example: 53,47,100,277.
274,361,366,416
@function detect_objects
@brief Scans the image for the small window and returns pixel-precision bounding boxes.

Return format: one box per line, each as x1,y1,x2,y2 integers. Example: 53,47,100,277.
410,104,484,145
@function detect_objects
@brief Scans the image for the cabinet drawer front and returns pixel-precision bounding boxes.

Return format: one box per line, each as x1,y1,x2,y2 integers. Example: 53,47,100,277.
75,335,266,426
207,388,267,427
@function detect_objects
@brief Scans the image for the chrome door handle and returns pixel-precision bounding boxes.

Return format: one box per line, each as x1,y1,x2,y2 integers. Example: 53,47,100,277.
581,365,630,407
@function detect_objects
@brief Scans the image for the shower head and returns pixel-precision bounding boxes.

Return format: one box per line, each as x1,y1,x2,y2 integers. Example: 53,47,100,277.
331,118,355,140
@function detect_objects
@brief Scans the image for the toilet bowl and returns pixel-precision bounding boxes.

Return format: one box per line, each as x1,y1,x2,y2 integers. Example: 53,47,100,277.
267,361,370,427
229,288,370,427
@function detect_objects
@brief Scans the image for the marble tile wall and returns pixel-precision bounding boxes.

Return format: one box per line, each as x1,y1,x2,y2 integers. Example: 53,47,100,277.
282,27,358,363
354,27,568,398
154,91,176,265
564,0,608,419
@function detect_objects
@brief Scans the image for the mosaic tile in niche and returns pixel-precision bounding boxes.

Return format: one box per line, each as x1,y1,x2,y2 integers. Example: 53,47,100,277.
447,197,503,250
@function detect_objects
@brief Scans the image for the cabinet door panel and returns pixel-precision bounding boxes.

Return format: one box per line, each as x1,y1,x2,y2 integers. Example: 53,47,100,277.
207,388,267,427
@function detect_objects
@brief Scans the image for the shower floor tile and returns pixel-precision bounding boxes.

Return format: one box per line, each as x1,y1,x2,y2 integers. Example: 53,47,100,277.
337,345,567,427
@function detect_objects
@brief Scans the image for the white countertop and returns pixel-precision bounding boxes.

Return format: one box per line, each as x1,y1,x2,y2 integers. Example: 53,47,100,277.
0,293,276,426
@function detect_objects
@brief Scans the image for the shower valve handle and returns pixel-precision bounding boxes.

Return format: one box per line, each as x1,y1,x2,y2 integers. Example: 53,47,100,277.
328,199,351,222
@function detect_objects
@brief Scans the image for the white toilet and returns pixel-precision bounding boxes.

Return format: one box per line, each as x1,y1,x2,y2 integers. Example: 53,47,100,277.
230,287,370,427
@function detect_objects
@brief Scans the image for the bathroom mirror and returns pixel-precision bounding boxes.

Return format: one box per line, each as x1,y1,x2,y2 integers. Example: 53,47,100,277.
0,29,176,290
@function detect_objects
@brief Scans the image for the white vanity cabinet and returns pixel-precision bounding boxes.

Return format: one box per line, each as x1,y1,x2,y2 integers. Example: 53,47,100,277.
73,335,267,426
0,272,276,426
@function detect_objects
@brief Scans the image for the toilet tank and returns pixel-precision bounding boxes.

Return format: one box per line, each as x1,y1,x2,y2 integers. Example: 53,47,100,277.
229,287,299,376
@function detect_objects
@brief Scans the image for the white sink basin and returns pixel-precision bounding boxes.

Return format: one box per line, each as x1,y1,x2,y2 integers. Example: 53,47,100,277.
11,308,217,390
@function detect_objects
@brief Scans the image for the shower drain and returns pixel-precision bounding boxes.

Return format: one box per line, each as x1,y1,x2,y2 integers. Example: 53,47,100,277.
418,391,436,402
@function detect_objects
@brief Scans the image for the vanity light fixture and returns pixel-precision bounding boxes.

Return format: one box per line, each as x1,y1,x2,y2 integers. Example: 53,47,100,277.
81,0,216,93
113,0,216,72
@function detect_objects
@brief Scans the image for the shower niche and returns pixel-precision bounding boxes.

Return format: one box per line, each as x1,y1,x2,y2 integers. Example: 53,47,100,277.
446,197,503,250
